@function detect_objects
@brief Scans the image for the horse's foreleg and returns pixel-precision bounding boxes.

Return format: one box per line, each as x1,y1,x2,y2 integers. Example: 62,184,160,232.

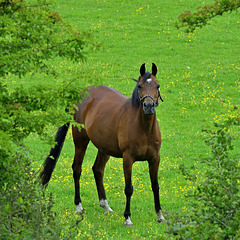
148,154,165,222
92,151,113,214
123,154,134,227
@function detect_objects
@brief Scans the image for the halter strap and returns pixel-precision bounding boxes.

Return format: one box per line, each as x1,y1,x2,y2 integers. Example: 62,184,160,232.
139,94,155,102
139,90,164,107
139,94,158,107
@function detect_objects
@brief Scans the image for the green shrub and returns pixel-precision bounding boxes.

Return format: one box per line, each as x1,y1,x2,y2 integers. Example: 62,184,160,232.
167,117,240,239
0,1,91,239
0,152,61,239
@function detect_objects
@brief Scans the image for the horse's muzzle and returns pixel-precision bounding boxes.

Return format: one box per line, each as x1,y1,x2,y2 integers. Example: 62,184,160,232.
143,101,155,115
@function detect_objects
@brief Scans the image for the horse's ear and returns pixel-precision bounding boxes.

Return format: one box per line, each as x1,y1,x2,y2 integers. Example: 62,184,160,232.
152,63,157,76
140,63,145,76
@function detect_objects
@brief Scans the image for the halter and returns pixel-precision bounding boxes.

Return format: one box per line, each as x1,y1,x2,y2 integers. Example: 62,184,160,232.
139,94,158,106
139,91,164,107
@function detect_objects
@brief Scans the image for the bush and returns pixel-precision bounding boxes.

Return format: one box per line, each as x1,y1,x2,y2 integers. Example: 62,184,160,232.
0,0,92,238
167,117,240,239
0,152,61,239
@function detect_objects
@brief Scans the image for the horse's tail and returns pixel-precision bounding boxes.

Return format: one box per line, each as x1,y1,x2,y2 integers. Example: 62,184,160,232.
40,123,70,187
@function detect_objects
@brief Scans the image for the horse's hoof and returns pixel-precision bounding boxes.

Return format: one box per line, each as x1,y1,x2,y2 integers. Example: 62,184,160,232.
99,199,114,214
124,217,133,227
156,210,165,223
157,217,165,223
75,203,84,214
156,215,165,223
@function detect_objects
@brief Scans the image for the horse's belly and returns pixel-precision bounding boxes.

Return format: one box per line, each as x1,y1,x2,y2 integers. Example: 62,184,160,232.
90,137,123,158
85,118,123,158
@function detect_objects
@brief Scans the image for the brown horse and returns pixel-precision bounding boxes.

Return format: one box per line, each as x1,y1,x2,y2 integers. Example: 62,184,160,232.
40,63,165,226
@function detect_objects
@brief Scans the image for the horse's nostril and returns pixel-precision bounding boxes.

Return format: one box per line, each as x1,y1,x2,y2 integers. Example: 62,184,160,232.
143,102,154,108
143,101,155,115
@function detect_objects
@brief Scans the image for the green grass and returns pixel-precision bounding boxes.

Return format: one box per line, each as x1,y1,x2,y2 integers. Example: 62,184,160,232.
14,0,240,239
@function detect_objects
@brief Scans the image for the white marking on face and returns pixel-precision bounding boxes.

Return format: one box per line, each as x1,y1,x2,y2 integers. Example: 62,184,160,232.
146,78,152,83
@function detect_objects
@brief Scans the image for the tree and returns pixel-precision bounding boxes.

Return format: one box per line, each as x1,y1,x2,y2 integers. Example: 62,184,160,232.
176,0,240,32
0,0,89,77
0,0,94,238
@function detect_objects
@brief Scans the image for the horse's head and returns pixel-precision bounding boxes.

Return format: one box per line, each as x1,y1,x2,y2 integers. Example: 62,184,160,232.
132,63,163,115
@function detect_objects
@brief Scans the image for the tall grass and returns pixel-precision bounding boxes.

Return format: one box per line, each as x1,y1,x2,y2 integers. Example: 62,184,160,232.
16,0,240,238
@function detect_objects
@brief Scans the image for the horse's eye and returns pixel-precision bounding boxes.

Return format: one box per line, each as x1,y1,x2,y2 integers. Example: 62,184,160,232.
138,85,142,89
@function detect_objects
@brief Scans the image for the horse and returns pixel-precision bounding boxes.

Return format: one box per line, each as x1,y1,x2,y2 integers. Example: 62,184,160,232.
40,63,165,226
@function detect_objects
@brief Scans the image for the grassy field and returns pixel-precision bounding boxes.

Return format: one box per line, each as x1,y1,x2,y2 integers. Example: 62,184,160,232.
13,0,240,239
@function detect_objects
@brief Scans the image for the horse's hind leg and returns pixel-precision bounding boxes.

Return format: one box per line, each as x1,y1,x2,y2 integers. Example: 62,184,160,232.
92,150,113,213
72,126,89,214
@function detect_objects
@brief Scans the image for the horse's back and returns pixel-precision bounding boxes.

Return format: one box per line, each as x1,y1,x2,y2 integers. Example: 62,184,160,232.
75,85,127,122
90,85,127,105
74,85,129,157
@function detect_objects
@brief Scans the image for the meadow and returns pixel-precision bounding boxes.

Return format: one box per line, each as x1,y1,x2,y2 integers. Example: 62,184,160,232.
9,0,239,239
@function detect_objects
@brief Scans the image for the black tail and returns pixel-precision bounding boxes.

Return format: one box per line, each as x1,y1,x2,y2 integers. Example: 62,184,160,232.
40,123,70,187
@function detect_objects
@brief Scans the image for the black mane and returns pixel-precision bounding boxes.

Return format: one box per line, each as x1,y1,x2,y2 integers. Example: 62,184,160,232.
131,72,151,108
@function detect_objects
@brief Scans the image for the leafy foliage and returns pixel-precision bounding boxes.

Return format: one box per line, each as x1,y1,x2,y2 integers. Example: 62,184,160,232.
0,82,82,191
176,0,240,32
0,153,61,239
0,0,90,77
0,0,89,189
167,117,240,239
0,0,92,238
